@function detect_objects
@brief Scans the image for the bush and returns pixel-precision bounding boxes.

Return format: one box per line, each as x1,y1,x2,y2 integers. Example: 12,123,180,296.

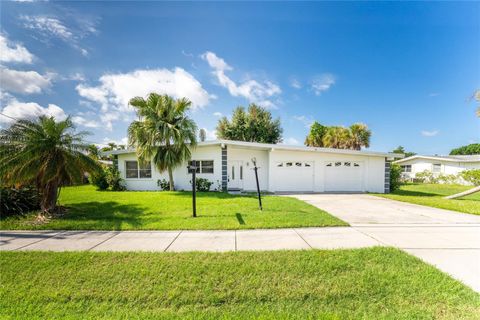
0,186,40,217
461,169,480,186
390,163,402,192
190,177,214,192
157,179,170,191
437,174,459,185
89,170,109,190
414,170,439,184
106,167,125,191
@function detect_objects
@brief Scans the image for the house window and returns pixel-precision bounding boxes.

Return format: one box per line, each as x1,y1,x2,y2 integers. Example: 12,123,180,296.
344,162,351,167
305,162,311,167
188,160,214,174
295,162,302,167
125,161,152,179
286,162,293,167
326,163,332,167
335,162,342,167
277,163,283,167
433,164,441,173
401,165,412,173
354,163,360,167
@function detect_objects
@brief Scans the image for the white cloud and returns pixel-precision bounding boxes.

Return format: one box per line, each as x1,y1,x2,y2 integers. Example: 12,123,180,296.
290,78,301,89
0,98,66,125
181,50,194,58
102,137,128,146
311,74,336,95
201,51,281,108
293,115,314,128
421,130,439,137
0,34,34,64
213,112,223,117
72,115,100,128
282,137,300,145
20,15,95,56
76,68,213,129
0,67,54,94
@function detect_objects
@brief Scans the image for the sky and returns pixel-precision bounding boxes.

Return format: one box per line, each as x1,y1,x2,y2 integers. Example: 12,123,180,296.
0,1,479,154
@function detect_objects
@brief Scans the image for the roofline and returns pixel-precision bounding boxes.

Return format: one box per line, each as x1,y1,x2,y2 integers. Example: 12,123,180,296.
103,139,403,158
394,155,480,164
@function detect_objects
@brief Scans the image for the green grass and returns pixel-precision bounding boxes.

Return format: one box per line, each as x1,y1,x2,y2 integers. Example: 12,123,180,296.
376,184,480,215
1,248,478,319
0,185,346,230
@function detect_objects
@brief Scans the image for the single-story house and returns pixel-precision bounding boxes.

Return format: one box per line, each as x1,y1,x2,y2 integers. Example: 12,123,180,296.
394,155,480,181
107,140,402,193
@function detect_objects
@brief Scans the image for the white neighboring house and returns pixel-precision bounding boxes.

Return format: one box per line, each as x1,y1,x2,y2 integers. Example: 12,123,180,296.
107,140,402,193
394,155,480,183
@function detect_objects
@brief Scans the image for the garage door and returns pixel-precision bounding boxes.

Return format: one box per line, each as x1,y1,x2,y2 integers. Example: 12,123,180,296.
324,161,364,192
273,161,314,192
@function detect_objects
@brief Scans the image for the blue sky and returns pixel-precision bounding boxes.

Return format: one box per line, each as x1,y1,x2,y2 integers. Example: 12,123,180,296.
1,1,478,154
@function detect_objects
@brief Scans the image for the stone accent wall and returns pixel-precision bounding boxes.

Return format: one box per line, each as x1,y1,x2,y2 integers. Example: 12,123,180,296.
384,158,391,193
221,146,228,191
113,155,119,171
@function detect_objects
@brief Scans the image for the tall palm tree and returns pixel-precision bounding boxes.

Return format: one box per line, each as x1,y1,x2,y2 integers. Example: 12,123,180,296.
322,126,352,149
128,93,197,191
0,116,100,214
349,123,371,150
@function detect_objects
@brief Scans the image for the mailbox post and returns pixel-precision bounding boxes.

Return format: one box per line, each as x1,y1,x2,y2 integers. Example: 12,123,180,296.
251,157,262,211
188,161,197,217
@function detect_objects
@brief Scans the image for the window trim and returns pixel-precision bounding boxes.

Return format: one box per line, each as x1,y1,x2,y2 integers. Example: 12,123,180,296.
188,160,215,174
432,163,442,173
125,160,152,179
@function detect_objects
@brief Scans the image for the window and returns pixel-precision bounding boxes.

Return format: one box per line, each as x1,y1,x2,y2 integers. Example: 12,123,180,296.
295,162,302,167
286,162,293,167
326,163,332,167
125,161,151,179
354,163,360,167
433,163,441,173
401,165,412,173
188,160,214,174
305,163,311,167
335,162,342,167
277,163,283,167
344,162,351,167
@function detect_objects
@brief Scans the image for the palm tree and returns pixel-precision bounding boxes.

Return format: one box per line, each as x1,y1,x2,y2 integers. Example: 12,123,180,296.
322,126,351,149
199,128,207,142
128,93,197,191
0,116,100,214
87,144,100,160
349,123,371,150
474,90,480,117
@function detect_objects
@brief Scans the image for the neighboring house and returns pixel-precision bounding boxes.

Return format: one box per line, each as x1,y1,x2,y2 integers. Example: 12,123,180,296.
107,140,401,193
394,155,480,182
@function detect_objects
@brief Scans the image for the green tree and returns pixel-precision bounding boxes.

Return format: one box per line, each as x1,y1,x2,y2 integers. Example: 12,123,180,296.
128,93,197,191
216,104,282,143
392,146,416,158
322,126,352,149
87,144,100,160
0,116,100,214
305,121,327,147
349,123,371,150
450,143,480,155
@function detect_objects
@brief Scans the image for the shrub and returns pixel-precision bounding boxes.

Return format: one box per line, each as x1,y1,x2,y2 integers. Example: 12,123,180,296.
157,179,170,191
190,177,214,192
89,170,109,190
0,186,40,217
389,163,402,192
437,174,459,185
461,169,480,186
414,170,439,184
106,167,125,191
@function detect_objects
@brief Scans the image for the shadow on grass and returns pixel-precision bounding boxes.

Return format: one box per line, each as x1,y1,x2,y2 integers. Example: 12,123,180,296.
235,213,245,225
391,190,439,197
167,191,257,199
62,201,147,230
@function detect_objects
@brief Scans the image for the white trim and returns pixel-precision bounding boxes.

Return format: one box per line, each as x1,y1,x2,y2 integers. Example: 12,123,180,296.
395,155,480,164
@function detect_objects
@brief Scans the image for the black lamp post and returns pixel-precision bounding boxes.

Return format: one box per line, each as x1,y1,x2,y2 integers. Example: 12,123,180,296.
187,161,197,217
251,157,262,211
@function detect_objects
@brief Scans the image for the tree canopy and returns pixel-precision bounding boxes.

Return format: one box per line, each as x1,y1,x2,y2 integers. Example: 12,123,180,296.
450,143,480,155
391,146,416,158
216,104,282,144
304,121,371,150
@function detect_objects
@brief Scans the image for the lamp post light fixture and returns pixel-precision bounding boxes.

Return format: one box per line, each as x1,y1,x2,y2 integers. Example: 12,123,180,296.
251,157,263,211
187,160,197,217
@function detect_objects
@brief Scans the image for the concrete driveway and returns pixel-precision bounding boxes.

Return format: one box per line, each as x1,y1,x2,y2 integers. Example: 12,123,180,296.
290,194,480,292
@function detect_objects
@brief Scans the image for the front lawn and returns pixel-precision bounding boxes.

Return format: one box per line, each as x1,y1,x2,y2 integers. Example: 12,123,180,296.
1,248,478,319
377,184,480,215
0,185,346,230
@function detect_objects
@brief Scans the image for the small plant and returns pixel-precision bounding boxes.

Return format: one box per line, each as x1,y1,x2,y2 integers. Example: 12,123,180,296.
215,180,223,192
0,186,40,217
461,169,480,186
437,174,458,185
157,179,170,191
414,170,439,184
89,170,109,190
106,167,126,191
389,163,402,192
190,177,214,192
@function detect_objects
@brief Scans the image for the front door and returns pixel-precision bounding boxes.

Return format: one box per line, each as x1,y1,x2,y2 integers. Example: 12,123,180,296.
228,160,243,190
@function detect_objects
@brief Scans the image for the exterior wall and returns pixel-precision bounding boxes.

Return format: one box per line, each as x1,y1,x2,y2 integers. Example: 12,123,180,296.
227,146,269,191
399,159,480,178
117,145,223,191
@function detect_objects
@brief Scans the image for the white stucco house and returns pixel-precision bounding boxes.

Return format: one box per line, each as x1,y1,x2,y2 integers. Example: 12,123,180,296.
394,155,480,181
107,140,402,193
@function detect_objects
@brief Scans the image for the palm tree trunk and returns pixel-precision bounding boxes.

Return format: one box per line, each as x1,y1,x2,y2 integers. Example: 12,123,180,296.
168,167,174,191
444,185,480,199
40,181,59,213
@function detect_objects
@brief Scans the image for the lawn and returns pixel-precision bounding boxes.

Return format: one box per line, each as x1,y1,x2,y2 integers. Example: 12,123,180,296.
376,184,480,215
1,248,478,319
0,185,346,230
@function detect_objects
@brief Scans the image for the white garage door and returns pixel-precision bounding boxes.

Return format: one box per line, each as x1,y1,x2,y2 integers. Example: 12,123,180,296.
324,161,364,192
273,161,314,192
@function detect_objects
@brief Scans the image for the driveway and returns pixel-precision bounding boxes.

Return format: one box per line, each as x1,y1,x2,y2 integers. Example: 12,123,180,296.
291,194,480,292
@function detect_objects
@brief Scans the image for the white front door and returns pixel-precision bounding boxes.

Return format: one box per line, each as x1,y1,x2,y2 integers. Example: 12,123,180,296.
228,160,243,189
